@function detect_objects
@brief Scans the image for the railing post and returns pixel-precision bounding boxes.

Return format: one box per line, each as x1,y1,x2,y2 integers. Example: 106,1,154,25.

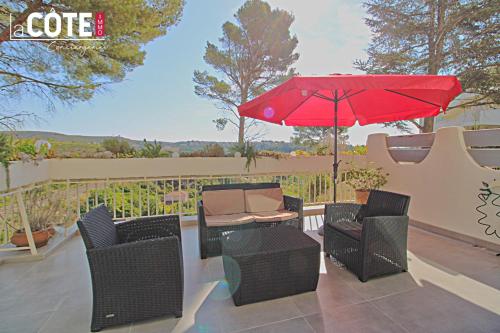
15,192,37,256
178,176,182,220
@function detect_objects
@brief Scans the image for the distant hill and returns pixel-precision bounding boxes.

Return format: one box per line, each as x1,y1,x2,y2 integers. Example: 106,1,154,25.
5,131,305,153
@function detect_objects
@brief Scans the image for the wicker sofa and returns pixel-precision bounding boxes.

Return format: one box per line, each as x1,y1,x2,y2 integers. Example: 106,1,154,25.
197,183,303,258
324,190,410,282
77,205,183,332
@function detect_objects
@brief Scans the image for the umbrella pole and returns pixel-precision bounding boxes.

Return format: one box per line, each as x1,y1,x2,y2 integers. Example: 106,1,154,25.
320,90,339,237
333,89,339,203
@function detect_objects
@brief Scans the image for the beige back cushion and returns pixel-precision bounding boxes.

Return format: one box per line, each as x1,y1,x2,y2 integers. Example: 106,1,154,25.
244,188,285,213
202,189,246,216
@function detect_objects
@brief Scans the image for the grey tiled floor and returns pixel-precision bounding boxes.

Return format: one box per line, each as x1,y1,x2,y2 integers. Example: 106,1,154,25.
0,216,499,333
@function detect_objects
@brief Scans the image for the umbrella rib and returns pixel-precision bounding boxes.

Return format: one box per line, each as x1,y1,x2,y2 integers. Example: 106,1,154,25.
312,92,335,102
338,89,366,101
338,89,352,100
280,90,320,124
344,93,360,124
384,89,441,107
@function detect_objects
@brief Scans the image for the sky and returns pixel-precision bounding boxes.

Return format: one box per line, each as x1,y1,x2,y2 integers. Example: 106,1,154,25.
20,0,412,145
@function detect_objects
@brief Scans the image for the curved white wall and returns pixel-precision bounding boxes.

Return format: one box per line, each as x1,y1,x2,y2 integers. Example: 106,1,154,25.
367,126,500,248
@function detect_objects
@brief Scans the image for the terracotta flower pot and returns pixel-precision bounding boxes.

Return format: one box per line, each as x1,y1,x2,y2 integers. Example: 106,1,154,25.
48,227,56,238
10,229,50,248
355,190,370,204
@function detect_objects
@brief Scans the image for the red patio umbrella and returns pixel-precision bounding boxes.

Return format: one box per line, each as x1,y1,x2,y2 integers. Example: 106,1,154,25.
238,74,462,203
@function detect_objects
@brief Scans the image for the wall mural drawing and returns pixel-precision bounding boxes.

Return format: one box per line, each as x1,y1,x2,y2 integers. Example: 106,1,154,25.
476,180,500,239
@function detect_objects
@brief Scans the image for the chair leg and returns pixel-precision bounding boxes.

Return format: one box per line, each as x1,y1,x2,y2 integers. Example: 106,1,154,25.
359,276,368,283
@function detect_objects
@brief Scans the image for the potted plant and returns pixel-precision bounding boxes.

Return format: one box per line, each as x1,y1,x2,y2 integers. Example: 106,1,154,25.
345,165,389,204
10,188,66,248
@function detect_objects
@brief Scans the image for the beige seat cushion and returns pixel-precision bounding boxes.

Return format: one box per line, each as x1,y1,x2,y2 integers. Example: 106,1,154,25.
202,189,245,216
205,213,255,227
244,188,285,213
253,210,298,223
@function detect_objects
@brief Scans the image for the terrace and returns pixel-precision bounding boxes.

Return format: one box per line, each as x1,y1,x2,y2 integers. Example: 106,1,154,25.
0,127,499,333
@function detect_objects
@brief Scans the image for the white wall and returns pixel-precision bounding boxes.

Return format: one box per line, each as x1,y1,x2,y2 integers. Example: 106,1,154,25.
367,126,500,248
0,154,366,191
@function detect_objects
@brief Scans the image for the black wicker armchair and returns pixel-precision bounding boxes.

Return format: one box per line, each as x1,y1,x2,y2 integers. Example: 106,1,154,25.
198,183,303,259
324,190,410,282
77,205,183,332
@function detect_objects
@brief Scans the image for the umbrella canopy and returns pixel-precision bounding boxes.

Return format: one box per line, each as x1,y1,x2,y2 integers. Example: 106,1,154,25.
238,74,462,126
238,74,462,213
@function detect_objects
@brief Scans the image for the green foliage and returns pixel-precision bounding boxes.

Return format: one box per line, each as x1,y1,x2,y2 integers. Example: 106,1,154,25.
345,145,368,155
0,0,185,125
356,0,499,132
14,139,37,157
23,187,69,231
193,0,299,143
231,142,257,171
291,127,349,149
203,143,225,157
101,138,135,157
292,150,310,157
0,133,14,188
140,139,170,158
50,141,104,158
256,150,287,159
11,138,52,161
345,165,389,191
0,134,13,167
181,143,226,157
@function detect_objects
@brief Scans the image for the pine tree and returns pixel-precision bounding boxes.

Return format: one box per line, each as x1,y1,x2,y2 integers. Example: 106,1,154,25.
355,0,499,132
193,0,299,144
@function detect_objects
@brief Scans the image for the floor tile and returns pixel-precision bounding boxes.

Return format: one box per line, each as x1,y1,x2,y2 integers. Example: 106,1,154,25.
372,284,500,333
236,317,314,333
0,223,498,333
304,303,407,333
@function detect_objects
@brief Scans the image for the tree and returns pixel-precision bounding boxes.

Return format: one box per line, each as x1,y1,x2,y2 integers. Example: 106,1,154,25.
140,139,170,158
291,127,349,149
193,0,299,144
101,138,134,157
0,0,184,128
355,0,499,133
202,143,225,157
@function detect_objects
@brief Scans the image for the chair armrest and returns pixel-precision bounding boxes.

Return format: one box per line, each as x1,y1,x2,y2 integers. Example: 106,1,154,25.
197,200,208,259
324,203,366,226
87,236,183,293
197,201,207,227
284,195,303,230
116,215,181,244
361,215,409,245
284,195,303,214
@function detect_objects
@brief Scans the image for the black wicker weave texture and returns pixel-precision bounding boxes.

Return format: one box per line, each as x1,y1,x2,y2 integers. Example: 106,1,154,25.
324,190,410,282
197,183,304,259
77,205,183,332
222,226,320,306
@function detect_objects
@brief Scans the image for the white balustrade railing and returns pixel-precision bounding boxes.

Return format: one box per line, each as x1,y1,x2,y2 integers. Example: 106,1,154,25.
0,155,365,257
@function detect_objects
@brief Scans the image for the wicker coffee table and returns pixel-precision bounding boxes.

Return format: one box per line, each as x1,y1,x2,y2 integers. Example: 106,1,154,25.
221,226,320,306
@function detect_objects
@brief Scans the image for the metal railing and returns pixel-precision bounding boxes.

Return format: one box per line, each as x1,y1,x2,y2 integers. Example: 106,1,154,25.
0,171,356,256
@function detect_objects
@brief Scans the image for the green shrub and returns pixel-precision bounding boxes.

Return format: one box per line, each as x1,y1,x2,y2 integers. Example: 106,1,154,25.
101,138,135,157
140,139,170,158
202,143,225,157
345,165,388,191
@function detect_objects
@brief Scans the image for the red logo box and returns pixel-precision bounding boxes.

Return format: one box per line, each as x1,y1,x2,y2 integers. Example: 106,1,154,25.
95,12,105,37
